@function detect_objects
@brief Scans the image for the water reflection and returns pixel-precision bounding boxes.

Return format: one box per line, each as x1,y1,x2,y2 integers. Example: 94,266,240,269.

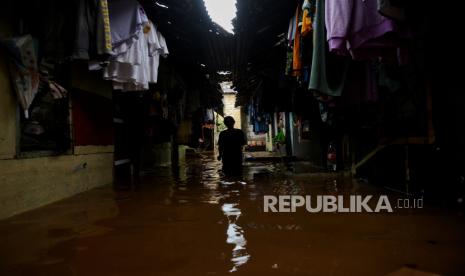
200,155,223,204
2,153,465,276
222,203,250,272
197,153,251,272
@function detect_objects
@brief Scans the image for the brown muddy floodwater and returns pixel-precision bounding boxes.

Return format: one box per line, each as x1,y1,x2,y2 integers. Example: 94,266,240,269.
0,153,464,275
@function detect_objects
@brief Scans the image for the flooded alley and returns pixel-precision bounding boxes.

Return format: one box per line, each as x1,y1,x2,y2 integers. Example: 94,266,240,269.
1,154,464,275
1,0,465,275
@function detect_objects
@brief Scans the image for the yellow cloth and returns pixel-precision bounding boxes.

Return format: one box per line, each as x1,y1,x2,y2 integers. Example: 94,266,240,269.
301,8,313,37
100,0,112,53
292,6,302,77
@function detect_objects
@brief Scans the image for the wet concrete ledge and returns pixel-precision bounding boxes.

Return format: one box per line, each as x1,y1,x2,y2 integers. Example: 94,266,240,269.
244,155,298,162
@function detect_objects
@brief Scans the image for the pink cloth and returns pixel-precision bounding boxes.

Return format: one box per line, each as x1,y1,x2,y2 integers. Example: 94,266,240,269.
325,0,398,59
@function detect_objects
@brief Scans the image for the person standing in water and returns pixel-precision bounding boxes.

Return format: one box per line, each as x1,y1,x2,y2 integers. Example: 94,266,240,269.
217,116,246,175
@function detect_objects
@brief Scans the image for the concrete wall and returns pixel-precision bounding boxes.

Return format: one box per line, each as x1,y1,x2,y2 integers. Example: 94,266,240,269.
0,23,114,220
152,142,172,167
0,67,114,219
223,93,241,128
0,55,114,219
289,113,324,165
177,119,192,145
0,81,113,220
266,124,273,152
0,44,17,160
291,124,315,160
0,152,113,220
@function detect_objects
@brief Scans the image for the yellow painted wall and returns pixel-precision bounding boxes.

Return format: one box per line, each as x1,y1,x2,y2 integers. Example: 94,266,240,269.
0,62,114,220
177,119,192,145
0,152,113,220
0,19,114,220
0,13,16,159
0,45,17,160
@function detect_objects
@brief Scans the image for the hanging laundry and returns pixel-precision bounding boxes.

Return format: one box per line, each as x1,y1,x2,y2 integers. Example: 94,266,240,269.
318,101,335,125
292,5,302,77
104,17,169,91
247,103,269,134
340,61,379,105
302,66,310,84
108,0,149,57
301,0,313,36
88,0,147,70
204,108,214,122
2,35,40,118
285,51,293,76
285,12,299,76
378,0,405,22
286,14,297,48
308,0,349,97
73,0,113,61
100,0,169,91
325,0,400,59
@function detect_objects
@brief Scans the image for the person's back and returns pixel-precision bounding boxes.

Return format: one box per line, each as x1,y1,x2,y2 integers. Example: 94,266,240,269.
218,116,246,175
